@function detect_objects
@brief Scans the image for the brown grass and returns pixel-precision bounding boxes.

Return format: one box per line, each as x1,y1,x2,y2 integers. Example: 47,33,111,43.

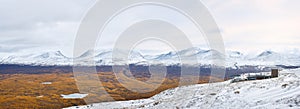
0,72,216,108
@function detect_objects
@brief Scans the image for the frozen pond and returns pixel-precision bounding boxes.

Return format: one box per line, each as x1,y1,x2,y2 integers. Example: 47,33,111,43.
61,93,88,99
41,82,52,85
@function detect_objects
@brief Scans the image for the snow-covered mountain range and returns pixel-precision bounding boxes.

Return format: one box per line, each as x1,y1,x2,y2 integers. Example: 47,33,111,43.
1,47,300,67
65,68,300,109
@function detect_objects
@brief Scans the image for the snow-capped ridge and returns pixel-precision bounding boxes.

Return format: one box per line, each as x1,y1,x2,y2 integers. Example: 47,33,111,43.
257,50,275,57
35,51,69,59
1,48,300,66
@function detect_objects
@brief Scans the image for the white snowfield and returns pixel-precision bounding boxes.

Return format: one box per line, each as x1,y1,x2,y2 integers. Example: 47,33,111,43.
65,69,300,109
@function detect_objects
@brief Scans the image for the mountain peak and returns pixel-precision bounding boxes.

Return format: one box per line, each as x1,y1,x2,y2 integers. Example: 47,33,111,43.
257,51,276,57
78,49,95,58
35,51,67,59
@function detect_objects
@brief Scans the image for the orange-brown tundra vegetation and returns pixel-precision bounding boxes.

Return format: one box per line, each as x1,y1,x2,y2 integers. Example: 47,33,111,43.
0,72,217,109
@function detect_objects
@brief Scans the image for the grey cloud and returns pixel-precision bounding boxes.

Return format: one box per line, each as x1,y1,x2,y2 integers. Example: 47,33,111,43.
0,0,95,31
0,0,96,55
1,0,300,56
0,44,38,53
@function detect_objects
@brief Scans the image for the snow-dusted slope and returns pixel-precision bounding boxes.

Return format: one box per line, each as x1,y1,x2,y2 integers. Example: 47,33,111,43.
1,47,300,66
247,50,300,66
66,69,300,109
0,51,72,66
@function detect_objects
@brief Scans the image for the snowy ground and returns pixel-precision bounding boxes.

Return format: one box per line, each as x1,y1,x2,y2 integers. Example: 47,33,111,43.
66,69,300,109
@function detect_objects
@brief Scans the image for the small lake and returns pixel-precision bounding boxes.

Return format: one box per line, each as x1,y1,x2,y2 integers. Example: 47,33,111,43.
41,82,52,85
61,93,88,99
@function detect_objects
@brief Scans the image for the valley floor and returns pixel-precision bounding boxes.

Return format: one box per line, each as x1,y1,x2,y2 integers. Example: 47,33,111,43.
0,71,209,108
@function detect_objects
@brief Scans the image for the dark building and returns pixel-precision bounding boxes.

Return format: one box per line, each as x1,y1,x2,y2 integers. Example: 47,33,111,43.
271,69,279,78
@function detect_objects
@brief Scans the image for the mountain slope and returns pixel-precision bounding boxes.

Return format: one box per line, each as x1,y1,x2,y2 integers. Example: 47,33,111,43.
66,68,300,109
1,51,71,65
1,48,300,66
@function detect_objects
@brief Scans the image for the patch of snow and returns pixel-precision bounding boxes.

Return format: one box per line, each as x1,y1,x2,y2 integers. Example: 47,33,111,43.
61,93,88,99
36,95,44,98
41,82,52,85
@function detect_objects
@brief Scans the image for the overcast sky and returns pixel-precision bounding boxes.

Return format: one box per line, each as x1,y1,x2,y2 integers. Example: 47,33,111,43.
0,0,300,57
